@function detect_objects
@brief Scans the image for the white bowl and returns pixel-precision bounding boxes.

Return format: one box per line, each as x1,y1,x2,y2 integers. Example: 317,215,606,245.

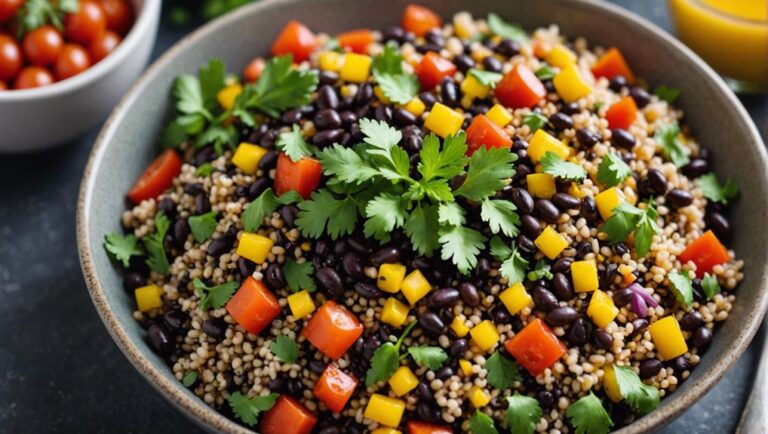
0,0,161,152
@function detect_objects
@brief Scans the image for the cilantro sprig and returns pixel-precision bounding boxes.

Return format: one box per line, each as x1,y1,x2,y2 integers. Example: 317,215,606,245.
597,152,632,187
373,44,419,104
523,112,549,132
505,393,543,434
667,271,693,309
16,0,78,36
612,365,660,415
601,201,661,257
276,124,318,162
469,411,499,434
485,351,519,389
193,278,239,310
655,123,689,168
701,272,721,300
228,392,278,427
490,237,530,285
282,258,316,292
541,151,587,182
365,321,416,386
188,211,218,243
654,85,681,103
487,12,528,42
242,188,303,233
270,335,299,364
468,68,503,88
407,346,448,370
697,173,739,204
144,212,172,275
567,392,614,434
104,232,144,267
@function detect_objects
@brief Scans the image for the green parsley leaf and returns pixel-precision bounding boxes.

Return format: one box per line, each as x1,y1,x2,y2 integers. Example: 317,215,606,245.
199,58,226,110
270,335,299,364
668,271,693,309
601,202,642,244
597,152,632,187
376,72,420,105
318,144,381,185
505,393,542,434
485,351,519,389
500,244,529,285
481,199,520,237
489,235,512,260
487,13,528,42
633,202,661,257
654,85,681,103
236,54,318,118
469,410,499,434
468,68,503,88
701,272,721,300
296,190,359,240
158,120,189,149
655,123,690,167
144,212,171,275
364,193,408,241
527,259,553,281
104,232,143,268
454,147,517,201
358,118,411,181
418,133,468,182
193,278,239,310
566,392,614,434
535,66,556,81
438,202,466,226
228,392,278,427
188,211,218,243
182,371,198,387
439,225,487,275
242,188,302,233
697,173,739,204
404,204,441,257
282,258,316,292
195,163,215,177
277,124,318,162
366,322,416,386
195,123,238,154
541,151,587,182
407,346,448,370
372,44,405,75
523,112,549,132
612,365,660,415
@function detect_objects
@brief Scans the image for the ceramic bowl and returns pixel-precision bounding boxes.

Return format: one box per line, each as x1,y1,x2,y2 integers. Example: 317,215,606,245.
77,0,768,432
0,0,161,153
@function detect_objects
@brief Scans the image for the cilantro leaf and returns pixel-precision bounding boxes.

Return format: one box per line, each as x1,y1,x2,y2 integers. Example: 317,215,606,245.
481,199,520,237
523,112,548,132
454,147,517,201
270,335,299,363
228,392,278,427
655,123,690,167
182,371,198,387
438,202,466,226
468,68,503,88
104,232,143,267
701,272,721,300
633,202,660,257
612,365,660,415
372,44,405,75
404,204,441,257
195,163,214,177
296,190,359,239
654,85,681,103
158,120,189,149
144,212,171,275
242,188,302,233
236,54,319,118
376,72,420,105
469,411,499,434
174,74,211,121
697,173,739,204
439,225,487,275
418,133,468,181
535,66,556,81
282,258,316,292
505,393,542,434
597,152,632,187
364,193,408,241
485,351,519,389
318,144,381,185
527,259,553,281
601,202,642,243
500,244,529,285
489,235,512,260
277,124,318,162
487,13,528,42
541,151,587,182
407,346,448,370
188,211,218,243
668,271,693,309
366,322,416,386
193,278,239,310
567,392,613,434
198,58,226,110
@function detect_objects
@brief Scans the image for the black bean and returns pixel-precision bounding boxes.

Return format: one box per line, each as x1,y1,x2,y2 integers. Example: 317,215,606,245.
416,42,442,54
316,267,343,295
417,382,432,399
533,286,559,312
435,366,454,380
416,401,442,423
348,235,372,254
552,258,572,274
609,75,628,92
482,56,503,73
549,112,574,132
450,54,474,74
670,356,689,375
559,102,580,116
690,326,713,350
263,263,285,289
629,87,651,108
374,105,392,122
611,129,636,149
628,319,649,340
184,183,205,196
538,390,555,409
441,78,459,106
237,257,255,279
318,70,339,85
429,288,461,308
382,26,405,43
393,107,417,126
493,307,511,324
509,188,533,215
490,396,508,410
581,196,599,224
516,234,536,255
259,130,277,149
614,242,630,256
193,146,217,165
353,282,382,299
535,199,560,224
147,323,173,356
342,252,364,278
314,109,342,130
552,273,574,300
706,212,730,238
313,129,345,147
593,329,613,350
403,134,422,153
207,232,234,257
248,178,270,200
280,204,298,228
370,246,401,266
566,317,588,346
496,39,520,57
552,192,580,210
281,108,302,125
425,29,444,45
639,359,662,378
449,339,469,357
576,128,600,147
157,197,177,219
682,159,709,179
287,378,303,396
420,312,447,336
363,335,382,360
546,307,578,326
195,194,211,214
419,91,437,108
162,309,186,332
543,80,555,93
679,311,703,332
600,263,619,290
647,168,667,195
575,241,592,259
258,150,278,170
317,85,339,110
202,318,227,341
666,188,694,208
457,282,480,307
122,271,146,295
516,216,540,241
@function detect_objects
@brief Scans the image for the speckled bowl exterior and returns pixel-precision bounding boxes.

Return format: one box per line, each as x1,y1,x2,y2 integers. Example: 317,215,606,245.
77,0,768,432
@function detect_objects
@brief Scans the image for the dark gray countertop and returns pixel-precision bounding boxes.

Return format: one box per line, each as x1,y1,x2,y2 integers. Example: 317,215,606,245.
1,1,766,433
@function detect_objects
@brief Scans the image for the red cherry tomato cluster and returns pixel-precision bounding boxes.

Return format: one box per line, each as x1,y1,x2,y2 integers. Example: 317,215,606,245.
0,0,134,90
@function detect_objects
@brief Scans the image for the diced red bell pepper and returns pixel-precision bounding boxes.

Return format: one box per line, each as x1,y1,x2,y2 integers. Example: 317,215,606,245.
127,149,182,204
302,301,364,360
678,230,730,277
313,364,358,413
243,57,265,83
592,47,635,84
337,29,375,54
225,277,281,335
407,421,454,434
495,64,546,109
274,152,322,200
271,20,318,63
416,51,456,90
402,4,442,37
260,395,317,434
505,318,566,376
605,95,637,130
465,114,513,156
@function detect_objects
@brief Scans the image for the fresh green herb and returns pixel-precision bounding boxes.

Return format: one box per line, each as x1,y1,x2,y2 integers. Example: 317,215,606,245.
527,259,553,281
404,204,441,257
439,225,487,275
697,173,739,204
195,163,215,177
468,68,503,88
505,393,543,434
481,199,520,237
104,233,143,267
601,202,660,257
193,278,239,310
296,190,360,239
182,371,198,387
438,202,466,226
200,0,253,20
270,335,299,364
407,346,448,370
373,43,406,75
500,243,529,285
242,188,303,232
365,193,409,241
655,123,690,168
535,66,556,81
597,152,632,187
485,351,519,389
188,211,218,243
487,12,528,42
701,272,721,300
144,212,171,275
566,391,614,434
654,85,681,103
489,236,512,260
612,365,660,415
228,392,278,427
541,151,587,182
282,258,316,292
668,271,693,309
373,44,419,104
365,322,416,386
523,112,549,132
16,0,78,36
593,101,605,112
454,147,517,201
277,124,318,162
469,410,499,434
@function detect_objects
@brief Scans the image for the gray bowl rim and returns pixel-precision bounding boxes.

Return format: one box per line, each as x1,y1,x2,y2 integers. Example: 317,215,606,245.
76,0,768,433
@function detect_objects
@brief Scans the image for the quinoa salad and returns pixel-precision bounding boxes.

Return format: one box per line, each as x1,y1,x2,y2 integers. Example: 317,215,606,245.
103,4,744,434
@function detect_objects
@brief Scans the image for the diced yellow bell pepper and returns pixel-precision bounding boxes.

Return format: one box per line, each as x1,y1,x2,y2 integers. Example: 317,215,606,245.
553,64,592,103
372,429,401,434
595,187,624,220
469,386,491,408
388,366,419,396
403,97,426,117
534,226,569,260
450,317,470,338
377,263,406,293
381,297,410,328
364,394,405,427
546,43,578,69
340,53,372,83
453,11,477,39
287,290,315,319
231,142,268,175
469,320,500,352
587,289,618,328
424,102,464,138
374,86,391,104
236,233,274,264
135,284,163,312
568,182,585,199
499,283,532,315
571,260,599,293
461,74,491,100
460,95,474,110
528,129,571,163
319,51,342,72
649,316,688,361
527,173,557,199
603,364,623,402
485,104,513,127
459,359,474,376
217,84,242,110
400,269,432,305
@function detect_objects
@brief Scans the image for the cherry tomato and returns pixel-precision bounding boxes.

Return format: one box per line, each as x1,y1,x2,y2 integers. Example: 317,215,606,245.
0,0,23,23
14,67,55,89
243,57,265,82
65,0,107,45
23,25,65,67
271,20,317,63
402,4,442,37
0,34,22,82
88,30,121,62
127,149,183,204
0,80,7,90
99,0,133,35
55,44,92,80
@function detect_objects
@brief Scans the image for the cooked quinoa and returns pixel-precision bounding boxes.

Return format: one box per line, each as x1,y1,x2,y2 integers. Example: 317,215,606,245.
107,6,744,434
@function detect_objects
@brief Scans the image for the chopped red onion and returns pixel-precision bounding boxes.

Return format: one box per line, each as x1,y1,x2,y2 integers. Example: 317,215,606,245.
630,291,649,317
629,283,659,307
